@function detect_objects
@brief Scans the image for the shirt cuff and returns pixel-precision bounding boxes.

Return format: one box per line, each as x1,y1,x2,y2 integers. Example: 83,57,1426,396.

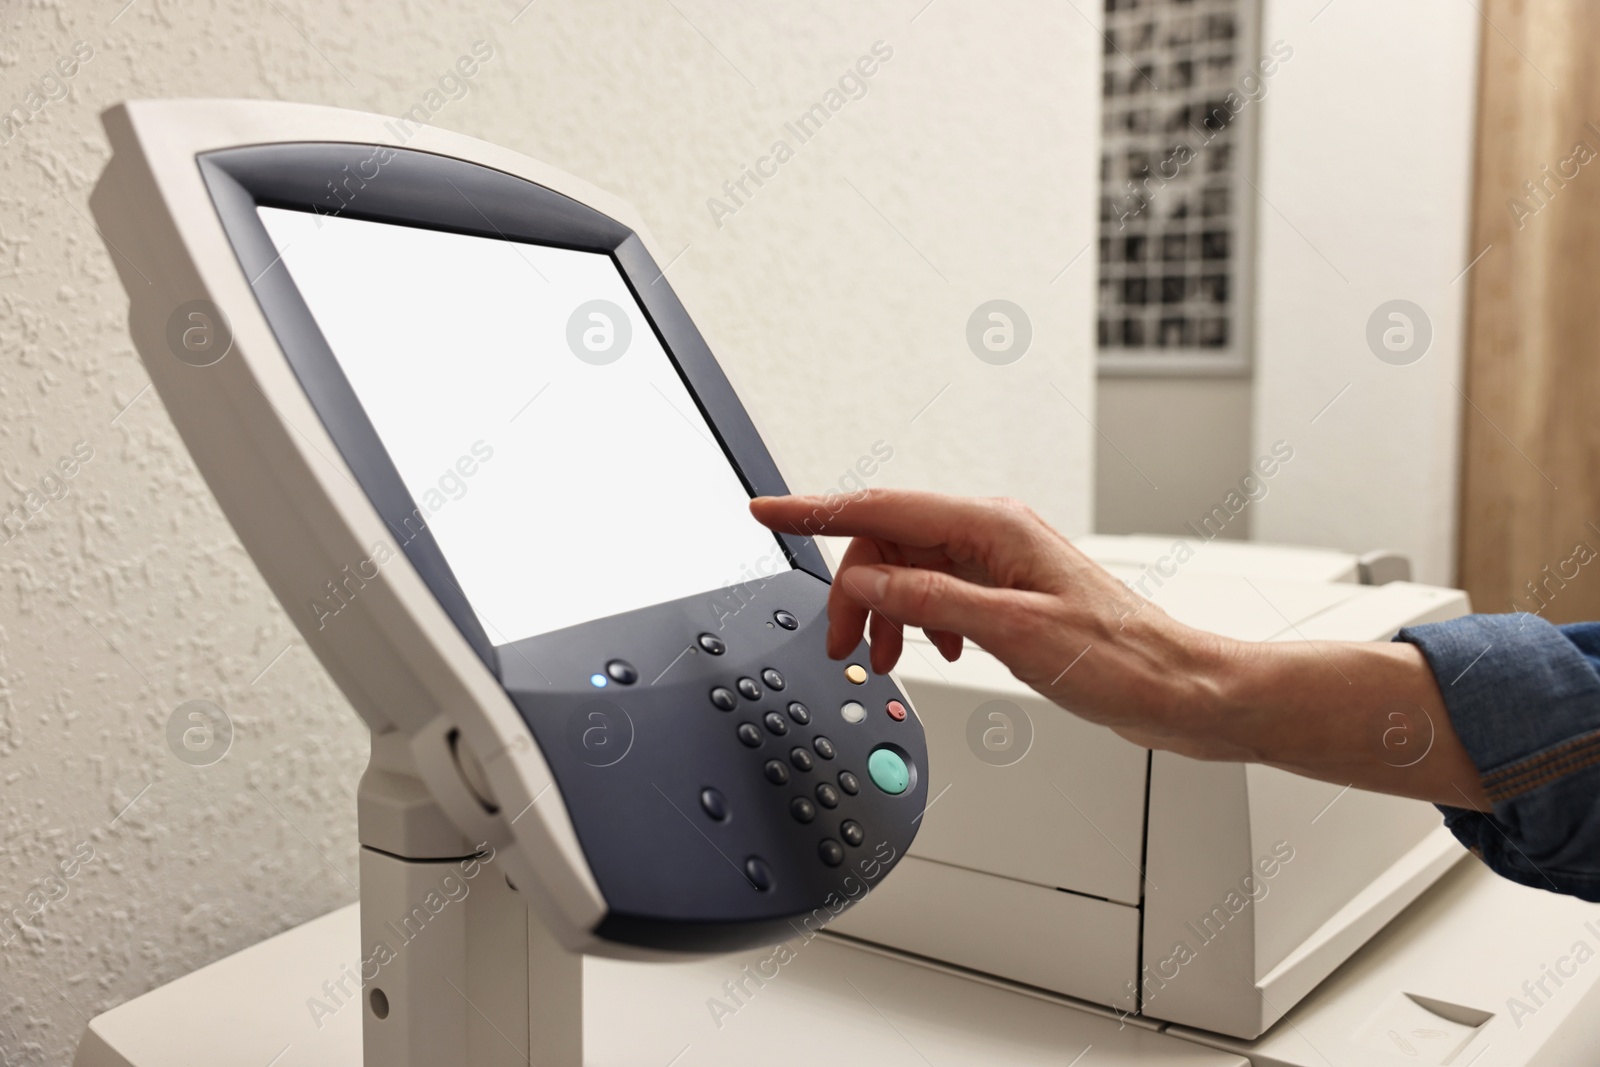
1396,613,1600,901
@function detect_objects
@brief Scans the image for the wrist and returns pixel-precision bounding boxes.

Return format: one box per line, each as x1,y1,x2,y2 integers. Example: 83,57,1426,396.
1163,628,1278,763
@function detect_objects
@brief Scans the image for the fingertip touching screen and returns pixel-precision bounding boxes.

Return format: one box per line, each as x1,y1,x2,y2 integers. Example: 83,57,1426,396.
255,206,786,645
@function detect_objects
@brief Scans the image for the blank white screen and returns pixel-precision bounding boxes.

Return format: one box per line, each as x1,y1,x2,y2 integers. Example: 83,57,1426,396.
257,206,785,644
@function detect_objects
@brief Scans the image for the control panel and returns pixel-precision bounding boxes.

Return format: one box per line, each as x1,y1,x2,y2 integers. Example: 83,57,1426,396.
499,569,928,951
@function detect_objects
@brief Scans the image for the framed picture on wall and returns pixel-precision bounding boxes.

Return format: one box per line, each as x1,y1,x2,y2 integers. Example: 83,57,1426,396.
1096,0,1265,377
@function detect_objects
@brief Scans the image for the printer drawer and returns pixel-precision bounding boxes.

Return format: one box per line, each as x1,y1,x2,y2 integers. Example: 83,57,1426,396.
831,854,1139,1012
894,649,1150,905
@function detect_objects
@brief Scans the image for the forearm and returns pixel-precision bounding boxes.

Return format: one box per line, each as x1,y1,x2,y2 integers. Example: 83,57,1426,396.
1187,635,1490,810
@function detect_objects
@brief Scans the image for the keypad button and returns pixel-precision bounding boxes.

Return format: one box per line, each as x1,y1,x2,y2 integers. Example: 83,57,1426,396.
764,712,789,736
840,819,865,847
840,701,866,724
761,668,785,691
838,771,860,795
710,687,737,712
816,782,840,809
774,610,798,630
744,856,774,891
886,699,908,722
789,747,814,772
787,701,811,725
845,664,868,685
813,736,836,760
737,677,762,701
868,748,910,794
700,787,728,822
606,659,638,685
763,760,790,785
737,723,763,748
818,839,845,867
698,633,726,655
790,797,816,824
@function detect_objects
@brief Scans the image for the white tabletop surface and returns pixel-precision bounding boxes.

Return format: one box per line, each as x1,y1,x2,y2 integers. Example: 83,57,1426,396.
76,903,1247,1067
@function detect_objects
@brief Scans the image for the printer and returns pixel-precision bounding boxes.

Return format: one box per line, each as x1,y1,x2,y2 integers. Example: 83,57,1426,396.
828,534,1469,1038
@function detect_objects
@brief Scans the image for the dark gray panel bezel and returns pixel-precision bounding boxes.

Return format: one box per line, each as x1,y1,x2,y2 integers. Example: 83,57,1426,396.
197,142,828,669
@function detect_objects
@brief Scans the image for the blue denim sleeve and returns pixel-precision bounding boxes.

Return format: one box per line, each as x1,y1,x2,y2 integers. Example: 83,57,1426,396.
1395,614,1600,902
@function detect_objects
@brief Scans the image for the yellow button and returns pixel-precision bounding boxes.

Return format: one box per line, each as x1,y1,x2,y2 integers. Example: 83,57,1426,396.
845,664,868,685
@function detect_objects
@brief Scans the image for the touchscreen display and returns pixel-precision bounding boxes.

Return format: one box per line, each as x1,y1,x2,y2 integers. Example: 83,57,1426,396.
257,206,786,644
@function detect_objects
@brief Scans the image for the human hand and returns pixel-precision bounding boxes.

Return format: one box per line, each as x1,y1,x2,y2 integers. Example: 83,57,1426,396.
749,489,1223,753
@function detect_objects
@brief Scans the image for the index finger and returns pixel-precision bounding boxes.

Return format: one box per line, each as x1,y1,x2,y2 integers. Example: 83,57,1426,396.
749,488,1017,548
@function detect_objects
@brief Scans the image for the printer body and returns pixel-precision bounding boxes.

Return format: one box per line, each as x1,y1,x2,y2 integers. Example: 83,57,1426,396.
830,536,1470,1039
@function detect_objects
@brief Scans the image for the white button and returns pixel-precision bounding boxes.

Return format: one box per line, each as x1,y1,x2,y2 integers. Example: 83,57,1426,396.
840,701,866,724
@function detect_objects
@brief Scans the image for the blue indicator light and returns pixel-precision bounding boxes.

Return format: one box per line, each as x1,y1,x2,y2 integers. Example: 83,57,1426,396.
590,673,608,688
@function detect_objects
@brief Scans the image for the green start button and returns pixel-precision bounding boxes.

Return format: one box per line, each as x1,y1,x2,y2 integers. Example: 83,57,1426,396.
867,747,910,795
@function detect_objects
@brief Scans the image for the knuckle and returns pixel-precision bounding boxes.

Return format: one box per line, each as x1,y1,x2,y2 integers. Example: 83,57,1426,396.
990,592,1036,638
898,567,945,620
989,496,1039,526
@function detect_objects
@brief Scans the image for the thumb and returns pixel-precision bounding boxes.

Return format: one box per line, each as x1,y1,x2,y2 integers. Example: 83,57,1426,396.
835,564,1031,653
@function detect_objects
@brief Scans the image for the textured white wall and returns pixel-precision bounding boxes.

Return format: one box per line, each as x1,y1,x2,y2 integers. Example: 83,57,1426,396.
1250,0,1480,585
0,2,1097,1061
